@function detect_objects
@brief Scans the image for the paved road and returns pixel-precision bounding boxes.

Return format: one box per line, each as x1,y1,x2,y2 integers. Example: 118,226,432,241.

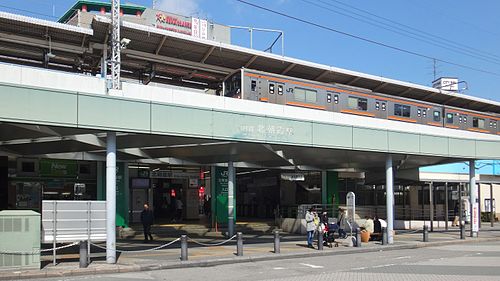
25,241,500,281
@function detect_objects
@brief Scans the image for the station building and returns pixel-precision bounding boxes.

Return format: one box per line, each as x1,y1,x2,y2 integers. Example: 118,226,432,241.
0,0,499,241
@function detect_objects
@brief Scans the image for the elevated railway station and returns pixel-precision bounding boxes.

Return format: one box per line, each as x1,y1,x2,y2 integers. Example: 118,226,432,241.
0,0,499,263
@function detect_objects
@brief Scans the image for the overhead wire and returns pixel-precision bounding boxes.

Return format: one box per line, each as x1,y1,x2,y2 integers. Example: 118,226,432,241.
321,0,500,64
304,0,500,66
235,0,500,77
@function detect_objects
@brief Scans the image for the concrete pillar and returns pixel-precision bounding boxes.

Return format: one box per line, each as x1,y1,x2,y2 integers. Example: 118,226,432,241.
228,161,235,237
445,182,449,230
386,154,394,244
106,132,116,264
470,160,478,237
429,182,434,232
321,171,327,206
490,183,494,227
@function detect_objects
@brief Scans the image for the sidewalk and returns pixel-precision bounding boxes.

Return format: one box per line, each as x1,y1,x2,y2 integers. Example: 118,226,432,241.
3,225,500,280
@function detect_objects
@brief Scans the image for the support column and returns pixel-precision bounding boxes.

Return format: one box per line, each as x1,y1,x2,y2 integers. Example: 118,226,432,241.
470,160,478,237
429,182,434,232
106,132,116,264
490,183,494,227
386,154,394,244
445,182,449,231
321,171,327,206
228,161,235,237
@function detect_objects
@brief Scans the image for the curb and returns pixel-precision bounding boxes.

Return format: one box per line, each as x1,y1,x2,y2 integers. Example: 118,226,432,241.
2,236,499,280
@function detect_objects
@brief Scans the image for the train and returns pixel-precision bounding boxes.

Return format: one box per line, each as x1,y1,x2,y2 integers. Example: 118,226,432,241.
223,68,500,135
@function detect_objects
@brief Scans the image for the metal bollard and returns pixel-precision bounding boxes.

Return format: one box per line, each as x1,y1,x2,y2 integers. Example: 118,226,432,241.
382,227,387,245
423,225,429,242
273,230,280,254
180,235,188,261
355,228,361,247
236,232,243,256
460,225,465,240
79,240,88,268
317,229,324,250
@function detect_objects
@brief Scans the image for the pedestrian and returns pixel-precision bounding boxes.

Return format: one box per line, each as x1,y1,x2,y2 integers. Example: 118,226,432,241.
140,203,154,242
452,202,460,226
305,207,316,248
337,208,347,238
176,197,184,222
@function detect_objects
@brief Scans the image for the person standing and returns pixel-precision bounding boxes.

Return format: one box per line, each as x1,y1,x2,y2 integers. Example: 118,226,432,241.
452,202,460,227
337,208,347,238
305,207,316,248
176,197,184,222
140,203,154,242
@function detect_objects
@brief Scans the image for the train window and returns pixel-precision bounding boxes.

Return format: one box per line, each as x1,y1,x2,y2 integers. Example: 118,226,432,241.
433,111,441,122
305,89,317,103
459,116,462,123
423,109,427,118
463,116,467,123
294,88,317,103
490,121,495,128
375,102,380,110
269,83,275,94
251,80,257,91
417,109,421,117
473,117,485,129
394,104,411,117
278,85,283,95
446,113,454,124
381,102,386,111
334,94,339,104
327,93,332,103
348,97,368,111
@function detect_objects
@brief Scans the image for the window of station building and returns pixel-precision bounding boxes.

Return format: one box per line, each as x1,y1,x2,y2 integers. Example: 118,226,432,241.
251,80,257,91
473,117,485,129
269,83,275,94
433,110,441,122
278,84,283,95
394,104,411,117
446,113,454,124
348,96,367,111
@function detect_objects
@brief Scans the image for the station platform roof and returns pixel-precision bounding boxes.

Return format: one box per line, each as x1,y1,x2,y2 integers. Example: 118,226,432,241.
0,10,498,115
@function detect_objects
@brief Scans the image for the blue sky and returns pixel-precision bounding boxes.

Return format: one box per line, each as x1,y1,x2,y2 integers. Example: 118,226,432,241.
1,0,499,102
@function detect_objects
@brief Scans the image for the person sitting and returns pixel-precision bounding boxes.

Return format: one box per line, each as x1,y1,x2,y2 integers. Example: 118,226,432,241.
360,216,374,234
371,215,383,241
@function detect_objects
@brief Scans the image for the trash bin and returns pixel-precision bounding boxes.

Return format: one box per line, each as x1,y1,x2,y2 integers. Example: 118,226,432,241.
360,231,370,243
0,210,40,269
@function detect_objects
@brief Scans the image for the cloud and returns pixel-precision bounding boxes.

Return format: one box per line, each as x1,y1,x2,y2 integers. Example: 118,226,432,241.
156,0,201,16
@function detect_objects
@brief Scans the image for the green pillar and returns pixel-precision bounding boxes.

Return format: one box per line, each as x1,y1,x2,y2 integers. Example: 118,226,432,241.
211,166,236,227
322,171,339,215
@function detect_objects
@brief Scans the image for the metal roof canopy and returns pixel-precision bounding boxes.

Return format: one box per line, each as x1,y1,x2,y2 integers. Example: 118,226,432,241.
0,11,498,114
0,122,466,173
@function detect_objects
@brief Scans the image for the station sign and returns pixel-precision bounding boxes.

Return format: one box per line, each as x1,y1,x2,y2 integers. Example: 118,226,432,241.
280,173,305,181
148,9,209,39
432,77,459,92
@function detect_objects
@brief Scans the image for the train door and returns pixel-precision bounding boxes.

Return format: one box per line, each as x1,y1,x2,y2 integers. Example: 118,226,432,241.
458,113,469,130
326,91,341,112
416,106,429,124
267,81,277,104
374,99,387,118
275,82,286,105
259,79,269,102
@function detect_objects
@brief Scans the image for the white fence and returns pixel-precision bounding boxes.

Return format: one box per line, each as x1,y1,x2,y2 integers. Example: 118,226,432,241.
42,200,106,243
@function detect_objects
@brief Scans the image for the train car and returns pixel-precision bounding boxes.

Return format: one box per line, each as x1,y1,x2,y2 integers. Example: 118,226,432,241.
443,106,499,135
223,68,499,135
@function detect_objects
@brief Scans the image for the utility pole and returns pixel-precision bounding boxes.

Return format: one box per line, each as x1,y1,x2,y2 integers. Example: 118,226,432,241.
111,0,121,90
